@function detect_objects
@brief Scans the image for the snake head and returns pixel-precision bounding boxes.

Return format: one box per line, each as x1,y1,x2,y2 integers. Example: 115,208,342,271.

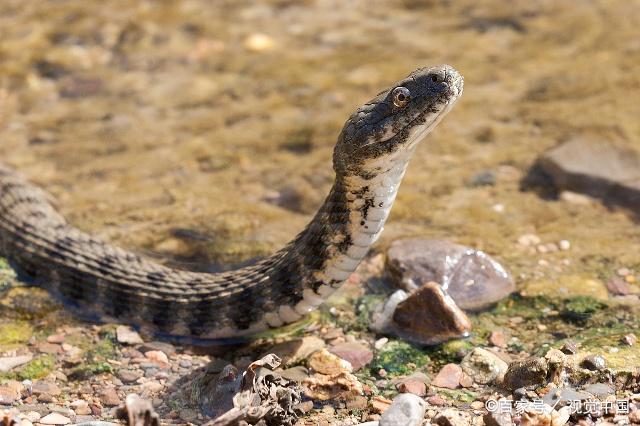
334,65,463,179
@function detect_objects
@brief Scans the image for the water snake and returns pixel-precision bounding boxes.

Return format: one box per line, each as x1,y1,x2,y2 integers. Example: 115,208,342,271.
0,65,463,340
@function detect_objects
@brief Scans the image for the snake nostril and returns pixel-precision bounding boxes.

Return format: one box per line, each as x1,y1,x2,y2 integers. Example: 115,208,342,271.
430,74,439,83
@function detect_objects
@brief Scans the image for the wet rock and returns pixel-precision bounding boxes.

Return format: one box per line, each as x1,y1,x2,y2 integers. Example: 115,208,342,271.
581,355,606,371
372,283,471,346
461,348,508,385
537,138,640,210
503,357,548,390
386,239,514,311
433,408,472,426
328,342,373,372
39,413,71,425
116,326,144,345
379,393,426,426
309,348,353,375
431,363,463,389
0,354,33,372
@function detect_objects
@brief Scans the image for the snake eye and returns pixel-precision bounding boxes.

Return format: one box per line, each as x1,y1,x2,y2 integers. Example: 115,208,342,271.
392,87,411,108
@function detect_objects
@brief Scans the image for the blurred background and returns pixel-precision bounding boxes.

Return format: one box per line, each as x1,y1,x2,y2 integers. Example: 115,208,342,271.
1,0,639,289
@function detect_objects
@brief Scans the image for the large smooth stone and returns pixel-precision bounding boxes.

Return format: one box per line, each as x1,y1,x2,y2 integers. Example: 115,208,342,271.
386,239,514,312
538,138,640,210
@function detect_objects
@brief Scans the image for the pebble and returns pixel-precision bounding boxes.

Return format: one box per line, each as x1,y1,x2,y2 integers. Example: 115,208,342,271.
279,366,310,382
431,364,463,389
369,396,392,414
264,336,325,366
622,333,638,346
70,400,91,415
484,409,513,426
378,393,426,426
460,348,508,385
374,338,388,350
372,284,472,346
39,413,71,425
117,369,142,383
560,341,578,355
386,239,514,311
46,334,65,344
308,348,353,375
99,388,120,406
144,350,169,366
488,331,507,348
243,33,275,52
395,375,427,396
502,357,548,390
581,355,606,371
328,342,373,372
37,342,62,354
427,395,447,406
518,234,541,246
0,354,33,372
0,384,20,404
32,381,61,397
606,276,633,296
139,341,175,356
433,408,472,426
116,326,144,345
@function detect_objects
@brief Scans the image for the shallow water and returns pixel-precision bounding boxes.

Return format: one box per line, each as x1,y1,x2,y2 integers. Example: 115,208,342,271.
1,0,639,342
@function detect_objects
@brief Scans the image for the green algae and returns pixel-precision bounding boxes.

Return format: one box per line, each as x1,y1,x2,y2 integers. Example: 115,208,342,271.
560,296,607,323
10,355,55,381
67,327,118,380
369,340,429,377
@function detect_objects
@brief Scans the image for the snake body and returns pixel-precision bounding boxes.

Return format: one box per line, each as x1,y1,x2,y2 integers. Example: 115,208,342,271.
0,65,463,340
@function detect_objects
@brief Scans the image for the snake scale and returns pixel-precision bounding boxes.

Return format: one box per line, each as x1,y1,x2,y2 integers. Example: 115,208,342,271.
0,65,463,341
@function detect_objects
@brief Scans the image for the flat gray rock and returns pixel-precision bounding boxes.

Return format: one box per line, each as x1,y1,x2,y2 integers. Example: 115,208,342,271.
386,239,514,312
379,393,426,426
538,138,640,210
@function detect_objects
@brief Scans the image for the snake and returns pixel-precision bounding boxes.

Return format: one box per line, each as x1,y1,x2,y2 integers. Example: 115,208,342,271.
0,65,463,341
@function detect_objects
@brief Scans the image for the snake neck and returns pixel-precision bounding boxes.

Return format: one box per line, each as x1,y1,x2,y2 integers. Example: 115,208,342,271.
258,150,412,330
